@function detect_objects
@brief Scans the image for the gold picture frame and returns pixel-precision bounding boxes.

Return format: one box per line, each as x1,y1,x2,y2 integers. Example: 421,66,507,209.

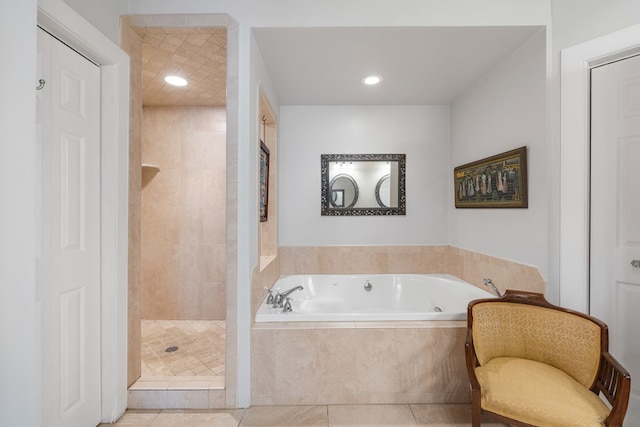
454,146,527,208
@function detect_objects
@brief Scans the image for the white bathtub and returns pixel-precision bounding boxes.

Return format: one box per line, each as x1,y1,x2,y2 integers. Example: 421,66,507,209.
255,273,494,322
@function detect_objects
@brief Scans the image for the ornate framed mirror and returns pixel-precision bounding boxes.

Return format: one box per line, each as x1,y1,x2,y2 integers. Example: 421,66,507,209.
320,153,406,216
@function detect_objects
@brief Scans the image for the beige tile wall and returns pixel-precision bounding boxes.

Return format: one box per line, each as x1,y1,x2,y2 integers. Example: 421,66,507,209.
451,246,545,294
251,322,469,405
142,106,227,320
121,17,143,387
277,245,545,294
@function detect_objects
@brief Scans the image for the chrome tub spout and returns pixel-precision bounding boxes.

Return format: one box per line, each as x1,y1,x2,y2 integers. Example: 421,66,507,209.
273,285,304,308
483,278,503,297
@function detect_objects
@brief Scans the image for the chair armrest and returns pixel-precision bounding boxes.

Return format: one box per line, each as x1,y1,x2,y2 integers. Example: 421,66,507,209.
465,328,481,391
596,351,631,427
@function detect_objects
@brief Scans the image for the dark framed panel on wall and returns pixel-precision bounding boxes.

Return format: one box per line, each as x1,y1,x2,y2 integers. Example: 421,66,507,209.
454,146,528,208
259,140,270,222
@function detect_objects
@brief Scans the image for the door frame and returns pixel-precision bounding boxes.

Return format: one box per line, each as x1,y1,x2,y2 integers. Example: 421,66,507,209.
37,0,130,422
560,24,640,312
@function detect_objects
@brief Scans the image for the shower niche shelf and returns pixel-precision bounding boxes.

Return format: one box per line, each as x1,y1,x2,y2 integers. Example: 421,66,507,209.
142,163,160,172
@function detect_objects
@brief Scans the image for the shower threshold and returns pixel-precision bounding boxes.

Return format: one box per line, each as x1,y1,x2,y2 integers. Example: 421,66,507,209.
128,375,226,409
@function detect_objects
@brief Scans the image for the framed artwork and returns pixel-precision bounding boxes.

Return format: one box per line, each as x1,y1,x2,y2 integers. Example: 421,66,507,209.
454,146,527,208
259,140,270,222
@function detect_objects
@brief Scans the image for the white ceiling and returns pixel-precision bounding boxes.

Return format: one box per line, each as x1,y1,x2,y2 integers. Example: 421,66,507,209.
253,26,542,105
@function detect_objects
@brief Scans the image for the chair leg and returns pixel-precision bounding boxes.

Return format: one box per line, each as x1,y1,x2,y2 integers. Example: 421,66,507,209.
471,409,481,426
471,392,482,426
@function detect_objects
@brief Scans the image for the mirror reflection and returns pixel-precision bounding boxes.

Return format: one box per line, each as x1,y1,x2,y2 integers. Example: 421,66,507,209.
321,154,406,216
329,174,358,208
375,174,391,208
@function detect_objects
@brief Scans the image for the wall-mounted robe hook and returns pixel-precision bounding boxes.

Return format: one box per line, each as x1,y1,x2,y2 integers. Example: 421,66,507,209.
36,79,46,90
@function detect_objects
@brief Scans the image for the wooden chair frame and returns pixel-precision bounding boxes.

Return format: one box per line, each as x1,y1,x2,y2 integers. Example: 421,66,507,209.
465,290,631,427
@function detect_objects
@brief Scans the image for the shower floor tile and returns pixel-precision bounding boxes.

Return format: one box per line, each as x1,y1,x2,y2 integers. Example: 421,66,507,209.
141,320,225,378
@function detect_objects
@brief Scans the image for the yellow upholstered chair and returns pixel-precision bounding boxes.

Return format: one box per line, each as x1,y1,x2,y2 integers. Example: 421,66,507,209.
465,290,630,427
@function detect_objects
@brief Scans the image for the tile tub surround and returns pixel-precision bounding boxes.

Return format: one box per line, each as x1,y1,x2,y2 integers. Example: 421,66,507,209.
277,245,545,295
251,321,469,406
250,247,543,406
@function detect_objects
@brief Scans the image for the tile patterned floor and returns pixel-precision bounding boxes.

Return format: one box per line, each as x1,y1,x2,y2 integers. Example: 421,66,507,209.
141,320,226,378
100,404,508,426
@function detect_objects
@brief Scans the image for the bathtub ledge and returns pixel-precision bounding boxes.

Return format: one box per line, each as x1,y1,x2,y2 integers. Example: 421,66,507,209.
252,320,465,330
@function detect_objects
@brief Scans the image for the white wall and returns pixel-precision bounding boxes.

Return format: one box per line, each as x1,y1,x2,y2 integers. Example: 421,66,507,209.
61,0,128,43
280,105,450,246
450,29,547,278
0,1,39,426
552,0,640,50
546,0,640,303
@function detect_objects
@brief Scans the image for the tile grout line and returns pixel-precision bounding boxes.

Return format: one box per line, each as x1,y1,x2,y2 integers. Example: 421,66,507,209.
407,403,419,426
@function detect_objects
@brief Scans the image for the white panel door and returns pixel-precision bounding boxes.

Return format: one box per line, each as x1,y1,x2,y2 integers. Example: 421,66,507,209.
591,53,640,426
36,28,102,427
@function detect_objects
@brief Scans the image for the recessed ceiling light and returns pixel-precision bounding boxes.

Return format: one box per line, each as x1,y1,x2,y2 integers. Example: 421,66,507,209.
361,75,383,86
164,75,188,87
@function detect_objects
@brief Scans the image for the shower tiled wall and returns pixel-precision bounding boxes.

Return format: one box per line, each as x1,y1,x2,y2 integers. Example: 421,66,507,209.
121,16,144,386
142,106,227,320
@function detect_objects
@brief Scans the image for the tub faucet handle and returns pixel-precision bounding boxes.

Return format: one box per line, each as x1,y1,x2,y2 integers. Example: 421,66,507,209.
272,287,282,308
282,297,293,313
263,287,275,305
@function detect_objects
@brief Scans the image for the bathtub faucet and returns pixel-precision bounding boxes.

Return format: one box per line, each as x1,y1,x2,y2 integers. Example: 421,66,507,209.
483,278,502,297
273,285,304,308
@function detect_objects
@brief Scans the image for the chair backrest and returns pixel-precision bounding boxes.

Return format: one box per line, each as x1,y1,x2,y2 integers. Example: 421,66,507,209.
469,291,604,389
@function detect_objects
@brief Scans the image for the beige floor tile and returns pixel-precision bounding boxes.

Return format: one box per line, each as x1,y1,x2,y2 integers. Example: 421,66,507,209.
240,406,328,427
141,320,225,378
98,409,160,426
107,405,510,427
410,403,507,426
410,403,470,426
149,409,243,427
328,404,417,427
